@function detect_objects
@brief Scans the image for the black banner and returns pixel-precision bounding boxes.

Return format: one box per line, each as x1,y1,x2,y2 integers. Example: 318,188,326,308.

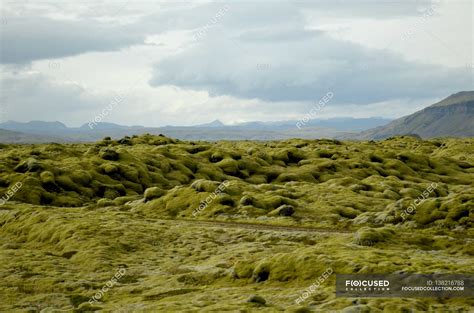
336,274,473,298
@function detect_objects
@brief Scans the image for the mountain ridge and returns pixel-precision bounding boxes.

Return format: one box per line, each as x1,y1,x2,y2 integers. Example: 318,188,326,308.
356,91,474,139
0,117,391,142
1,91,473,142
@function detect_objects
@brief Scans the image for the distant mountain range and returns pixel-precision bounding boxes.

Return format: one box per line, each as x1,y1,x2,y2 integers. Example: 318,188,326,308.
356,91,474,139
0,128,66,144
0,91,472,143
0,117,391,143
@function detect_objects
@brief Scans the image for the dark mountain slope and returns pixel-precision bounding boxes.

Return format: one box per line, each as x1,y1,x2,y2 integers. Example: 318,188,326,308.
359,91,474,139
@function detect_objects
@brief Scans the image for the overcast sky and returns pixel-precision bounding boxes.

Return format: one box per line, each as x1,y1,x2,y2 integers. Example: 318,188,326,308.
0,0,472,127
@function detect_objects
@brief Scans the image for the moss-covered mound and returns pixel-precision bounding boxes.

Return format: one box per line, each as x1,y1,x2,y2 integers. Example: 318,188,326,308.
0,135,473,311
1,135,472,229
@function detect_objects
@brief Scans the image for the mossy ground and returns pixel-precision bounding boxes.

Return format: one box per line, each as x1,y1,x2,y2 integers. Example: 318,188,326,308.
0,135,473,312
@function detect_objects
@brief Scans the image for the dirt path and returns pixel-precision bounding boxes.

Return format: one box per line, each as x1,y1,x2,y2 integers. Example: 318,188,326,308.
2,203,350,234
158,218,353,234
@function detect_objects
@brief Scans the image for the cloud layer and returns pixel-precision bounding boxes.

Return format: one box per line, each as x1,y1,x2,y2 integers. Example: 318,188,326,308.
150,26,471,104
0,16,145,64
0,0,472,126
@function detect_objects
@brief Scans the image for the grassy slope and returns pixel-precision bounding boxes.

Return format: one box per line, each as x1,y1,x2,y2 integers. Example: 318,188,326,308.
0,135,473,312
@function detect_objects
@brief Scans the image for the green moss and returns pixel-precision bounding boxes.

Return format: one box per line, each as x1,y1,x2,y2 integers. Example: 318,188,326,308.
414,199,445,225
70,170,92,186
69,294,90,308
354,227,395,246
99,148,119,161
275,171,317,183
11,176,44,204
0,134,473,312
97,198,115,207
56,175,82,193
144,187,165,201
52,194,83,207
14,158,43,173
191,179,221,193
165,170,192,185
40,171,55,184
336,207,360,219
233,260,254,279
209,152,224,163
216,159,239,175
113,195,140,205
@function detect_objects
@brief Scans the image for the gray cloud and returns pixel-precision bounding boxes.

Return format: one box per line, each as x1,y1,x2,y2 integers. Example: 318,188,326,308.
294,0,438,19
145,0,470,105
0,0,471,126
0,71,100,124
0,16,145,64
0,0,440,65
150,26,471,104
